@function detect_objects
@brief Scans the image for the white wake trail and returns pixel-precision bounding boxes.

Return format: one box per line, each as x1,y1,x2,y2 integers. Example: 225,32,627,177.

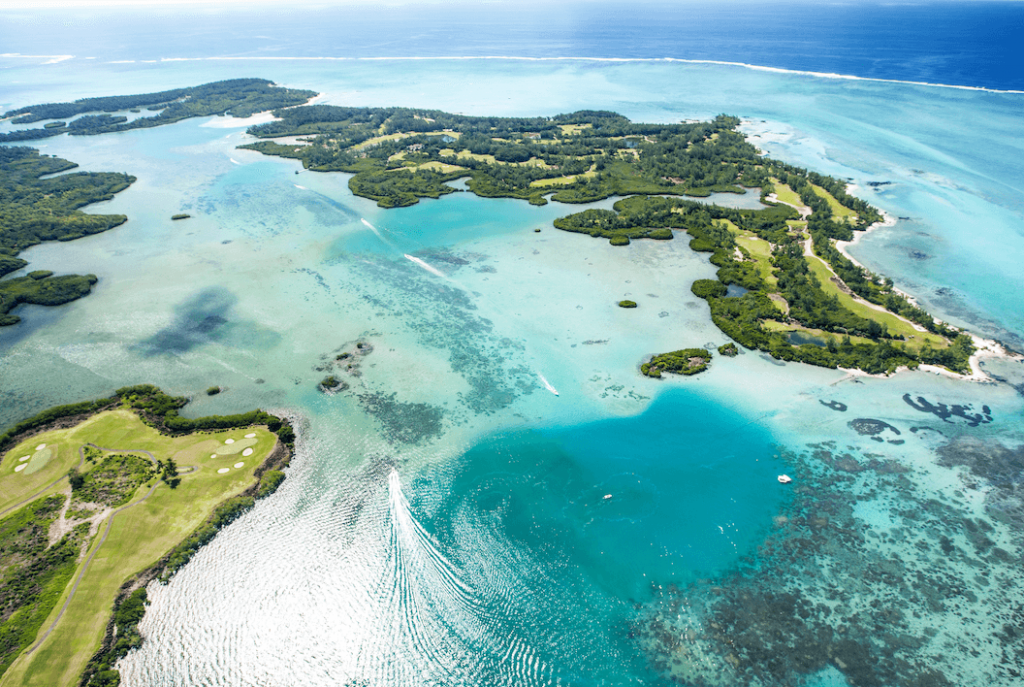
537,372,559,396
404,254,447,279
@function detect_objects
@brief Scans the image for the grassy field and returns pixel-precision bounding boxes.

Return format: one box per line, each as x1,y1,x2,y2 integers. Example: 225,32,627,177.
717,219,778,287
389,161,467,174
762,320,875,346
529,166,598,187
805,254,947,350
558,123,592,136
811,184,858,221
0,438,79,516
0,410,278,687
353,130,456,151
770,178,804,207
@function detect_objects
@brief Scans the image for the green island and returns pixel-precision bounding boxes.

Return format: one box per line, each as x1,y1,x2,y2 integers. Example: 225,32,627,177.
0,385,295,687
0,82,979,375
0,79,316,325
642,348,712,377
618,300,638,308
241,103,976,376
0,79,317,142
0,147,134,326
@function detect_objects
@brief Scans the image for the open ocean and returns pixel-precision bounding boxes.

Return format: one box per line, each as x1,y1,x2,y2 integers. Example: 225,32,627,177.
2,2,1024,685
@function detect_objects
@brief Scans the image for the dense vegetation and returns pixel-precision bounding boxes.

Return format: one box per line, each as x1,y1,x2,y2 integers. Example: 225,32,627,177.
0,496,88,676
243,103,973,375
71,453,155,507
1,79,317,141
641,348,712,377
0,271,100,326
241,106,758,207
0,385,294,685
555,191,973,375
0,146,135,324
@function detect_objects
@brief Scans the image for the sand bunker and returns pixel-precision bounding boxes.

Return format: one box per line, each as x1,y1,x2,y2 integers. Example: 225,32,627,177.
213,437,257,455
234,462,244,469
18,455,30,462
242,448,253,457
244,433,256,438
225,438,235,445
36,444,46,451
218,467,230,474
15,464,27,473
211,454,218,459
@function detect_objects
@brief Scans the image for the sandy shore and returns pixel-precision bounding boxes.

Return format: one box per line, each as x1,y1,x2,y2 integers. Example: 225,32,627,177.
200,92,326,129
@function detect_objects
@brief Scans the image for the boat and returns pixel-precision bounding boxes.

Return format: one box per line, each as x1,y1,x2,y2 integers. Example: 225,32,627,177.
777,474,793,484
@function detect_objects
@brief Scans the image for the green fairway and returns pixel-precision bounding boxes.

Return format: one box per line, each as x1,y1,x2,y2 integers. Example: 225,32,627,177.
805,254,947,350
811,184,858,221
770,178,804,207
1,437,81,515
0,409,282,687
717,219,778,287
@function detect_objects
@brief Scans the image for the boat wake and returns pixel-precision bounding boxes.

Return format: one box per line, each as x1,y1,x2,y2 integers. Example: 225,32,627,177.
403,253,446,279
537,372,559,396
364,469,555,685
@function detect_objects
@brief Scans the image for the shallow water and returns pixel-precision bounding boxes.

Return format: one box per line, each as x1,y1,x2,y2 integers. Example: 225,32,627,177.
2,23,1024,687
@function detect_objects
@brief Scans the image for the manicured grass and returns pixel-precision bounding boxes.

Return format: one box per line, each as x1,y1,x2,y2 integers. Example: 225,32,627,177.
718,218,741,235
805,254,947,350
529,165,598,187
770,178,803,207
0,410,277,687
811,184,857,221
762,319,874,346
558,123,592,135
389,161,467,174
716,219,777,287
352,130,454,152
1,436,79,515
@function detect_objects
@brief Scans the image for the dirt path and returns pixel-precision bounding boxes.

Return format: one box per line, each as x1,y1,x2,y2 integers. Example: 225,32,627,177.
23,446,197,656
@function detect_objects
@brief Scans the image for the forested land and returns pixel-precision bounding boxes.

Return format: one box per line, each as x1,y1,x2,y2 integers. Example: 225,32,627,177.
240,105,760,207
0,79,317,142
241,104,972,375
556,193,973,374
0,146,135,325
0,386,294,684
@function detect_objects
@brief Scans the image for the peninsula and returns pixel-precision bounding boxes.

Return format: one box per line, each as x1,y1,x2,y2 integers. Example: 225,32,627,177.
0,79,317,325
0,82,994,376
0,386,294,687
242,103,981,376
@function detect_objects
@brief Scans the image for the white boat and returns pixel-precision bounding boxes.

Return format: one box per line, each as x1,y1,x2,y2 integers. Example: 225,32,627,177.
777,474,793,484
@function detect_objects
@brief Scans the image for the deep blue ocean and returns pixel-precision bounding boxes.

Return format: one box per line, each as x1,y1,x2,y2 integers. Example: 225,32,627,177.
1,1,1022,91
2,3,1024,686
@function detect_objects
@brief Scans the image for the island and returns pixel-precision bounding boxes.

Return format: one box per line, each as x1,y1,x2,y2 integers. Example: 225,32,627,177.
0,385,295,687
0,79,317,142
241,102,983,376
0,82,997,375
0,147,134,326
0,80,318,325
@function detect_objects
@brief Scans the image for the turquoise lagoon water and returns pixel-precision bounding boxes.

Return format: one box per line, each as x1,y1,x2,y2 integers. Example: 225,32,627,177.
2,51,1024,686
